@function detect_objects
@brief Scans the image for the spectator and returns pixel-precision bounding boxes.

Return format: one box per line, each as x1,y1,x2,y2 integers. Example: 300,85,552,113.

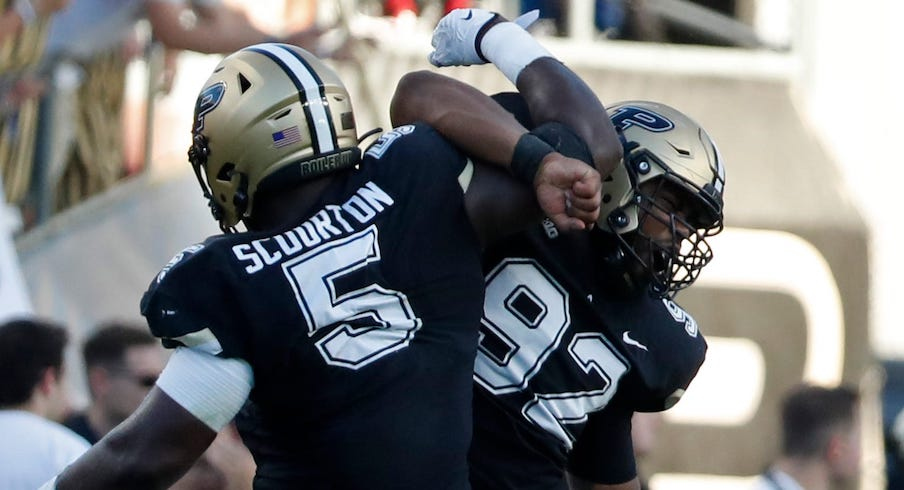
62,321,167,443
1,0,69,224
0,317,90,490
0,0,68,46
632,411,664,490
752,383,861,490
382,0,472,25
63,321,256,489
518,0,663,40
30,0,354,220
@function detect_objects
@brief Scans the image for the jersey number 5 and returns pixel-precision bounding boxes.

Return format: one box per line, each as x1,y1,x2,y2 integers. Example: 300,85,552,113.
283,226,422,369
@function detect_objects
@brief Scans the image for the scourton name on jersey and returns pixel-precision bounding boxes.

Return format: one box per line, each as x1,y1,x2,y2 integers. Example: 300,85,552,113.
141,124,484,489
470,220,707,489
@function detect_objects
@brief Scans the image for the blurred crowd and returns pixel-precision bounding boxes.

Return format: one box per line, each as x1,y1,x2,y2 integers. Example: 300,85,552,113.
0,317,256,489
0,0,715,235
0,0,359,233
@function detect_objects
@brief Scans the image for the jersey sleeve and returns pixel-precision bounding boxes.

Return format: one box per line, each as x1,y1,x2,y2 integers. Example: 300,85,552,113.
364,123,469,191
140,240,249,361
566,401,637,484
630,299,708,412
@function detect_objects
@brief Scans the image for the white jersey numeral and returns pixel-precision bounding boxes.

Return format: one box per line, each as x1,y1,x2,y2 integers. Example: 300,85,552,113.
282,226,421,369
476,259,629,447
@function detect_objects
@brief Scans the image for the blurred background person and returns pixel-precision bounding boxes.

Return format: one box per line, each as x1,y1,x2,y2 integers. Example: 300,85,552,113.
170,423,256,490
0,0,69,46
381,0,472,29
62,320,255,489
62,321,167,443
1,0,69,228
0,317,89,490
632,411,663,490
516,0,662,40
752,383,861,490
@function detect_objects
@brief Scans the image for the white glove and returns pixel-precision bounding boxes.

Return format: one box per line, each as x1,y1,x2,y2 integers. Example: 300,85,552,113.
428,9,540,67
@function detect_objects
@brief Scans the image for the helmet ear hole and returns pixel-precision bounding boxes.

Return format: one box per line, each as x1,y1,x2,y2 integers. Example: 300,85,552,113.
238,73,252,93
216,163,236,182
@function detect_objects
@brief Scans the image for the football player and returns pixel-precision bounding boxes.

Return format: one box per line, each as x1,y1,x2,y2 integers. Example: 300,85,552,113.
43,38,619,489
424,9,726,490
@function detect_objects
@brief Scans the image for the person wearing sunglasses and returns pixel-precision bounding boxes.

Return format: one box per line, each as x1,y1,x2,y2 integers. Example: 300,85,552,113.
63,322,167,444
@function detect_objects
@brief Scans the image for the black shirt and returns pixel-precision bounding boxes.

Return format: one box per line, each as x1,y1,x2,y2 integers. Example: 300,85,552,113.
62,412,100,445
469,222,707,489
142,124,484,489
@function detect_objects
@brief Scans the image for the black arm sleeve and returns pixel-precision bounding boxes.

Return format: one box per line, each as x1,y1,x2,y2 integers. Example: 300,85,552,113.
492,92,594,166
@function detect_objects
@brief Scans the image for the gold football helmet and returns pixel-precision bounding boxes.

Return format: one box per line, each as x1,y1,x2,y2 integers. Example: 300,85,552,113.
188,43,361,231
601,101,726,297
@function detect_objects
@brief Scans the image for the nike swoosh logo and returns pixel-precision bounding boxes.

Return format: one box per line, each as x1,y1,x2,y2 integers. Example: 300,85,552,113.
623,331,648,351
464,10,473,20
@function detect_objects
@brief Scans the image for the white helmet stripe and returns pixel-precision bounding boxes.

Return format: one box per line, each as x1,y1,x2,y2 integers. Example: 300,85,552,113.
711,137,726,194
247,44,337,154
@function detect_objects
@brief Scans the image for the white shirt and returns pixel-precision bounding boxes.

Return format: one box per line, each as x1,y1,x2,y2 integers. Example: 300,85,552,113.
750,469,805,490
0,410,90,490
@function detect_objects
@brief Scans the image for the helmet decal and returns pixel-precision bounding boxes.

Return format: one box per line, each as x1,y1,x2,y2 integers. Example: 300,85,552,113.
610,106,675,133
193,82,226,133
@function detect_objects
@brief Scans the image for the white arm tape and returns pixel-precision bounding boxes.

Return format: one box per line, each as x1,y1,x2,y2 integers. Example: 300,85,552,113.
480,22,553,85
37,476,57,490
156,347,254,431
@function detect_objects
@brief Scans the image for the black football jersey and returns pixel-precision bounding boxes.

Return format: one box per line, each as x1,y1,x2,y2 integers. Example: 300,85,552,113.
468,221,707,489
141,124,484,490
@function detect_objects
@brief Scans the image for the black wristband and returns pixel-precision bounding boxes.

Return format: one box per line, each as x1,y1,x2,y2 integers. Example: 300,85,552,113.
511,133,555,185
531,121,593,166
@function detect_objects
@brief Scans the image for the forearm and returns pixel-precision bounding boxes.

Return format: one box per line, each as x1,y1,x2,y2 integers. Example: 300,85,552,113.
56,427,200,489
515,58,622,177
391,70,526,167
53,381,222,489
471,18,622,178
147,3,271,54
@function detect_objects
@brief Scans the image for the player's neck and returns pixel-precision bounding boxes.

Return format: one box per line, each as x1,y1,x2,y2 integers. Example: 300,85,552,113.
247,173,337,231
